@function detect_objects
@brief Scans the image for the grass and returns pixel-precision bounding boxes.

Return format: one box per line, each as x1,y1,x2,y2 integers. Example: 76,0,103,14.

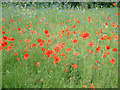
1,3,118,88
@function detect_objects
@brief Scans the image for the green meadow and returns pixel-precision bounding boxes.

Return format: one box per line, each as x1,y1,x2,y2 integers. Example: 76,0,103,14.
1,3,118,88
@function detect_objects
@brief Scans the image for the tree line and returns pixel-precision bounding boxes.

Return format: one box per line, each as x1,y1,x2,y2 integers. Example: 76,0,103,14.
2,2,120,9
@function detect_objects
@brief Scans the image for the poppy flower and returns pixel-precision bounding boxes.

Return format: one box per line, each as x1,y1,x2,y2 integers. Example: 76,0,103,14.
73,39,78,44
11,38,15,42
105,23,108,26
82,33,89,39
54,45,61,53
42,48,46,51
77,20,80,23
60,22,63,25
116,13,119,16
4,42,8,46
10,19,14,22
103,54,106,58
96,60,99,63
108,37,112,41
113,48,117,52
17,58,20,61
72,64,78,69
37,39,42,43
114,35,119,40
66,48,72,52
8,46,12,50
31,7,33,9
3,36,7,40
36,62,39,66
88,41,94,47
32,43,36,47
18,28,21,31
44,30,49,34
11,43,14,47
67,20,70,22
90,83,95,89
61,52,65,56
39,42,44,47
83,85,87,88
101,36,106,40
113,3,117,6
88,16,91,19
106,46,111,50
42,18,44,20
73,25,76,28
105,51,110,55
14,53,18,55
73,51,79,56
46,34,50,37
65,69,67,72
1,31,5,34
24,53,29,60
47,39,52,44
61,30,65,34
54,55,61,63
96,46,101,53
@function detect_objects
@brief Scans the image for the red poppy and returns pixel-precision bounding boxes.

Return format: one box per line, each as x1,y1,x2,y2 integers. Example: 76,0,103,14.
11,43,14,47
101,37,106,40
14,53,18,55
37,39,42,43
116,13,119,16
32,43,36,47
1,31,5,34
103,54,106,58
18,28,21,31
96,60,99,63
96,46,101,53
42,48,46,51
61,30,65,34
108,37,112,41
106,46,111,50
65,69,67,72
8,46,12,50
67,20,70,22
77,20,80,23
83,85,87,88
11,38,15,42
10,19,14,22
88,16,91,19
44,30,49,34
105,23,108,26
72,64,78,69
61,52,65,56
113,48,117,52
3,36,7,40
24,53,29,60
105,51,110,55
114,35,119,40
39,42,44,47
60,22,63,25
54,45,61,53
73,25,76,28
17,58,20,61
36,62,39,66
73,39,78,44
66,48,72,52
54,55,61,63
88,41,94,47
4,42,8,46
113,3,117,6
82,33,89,39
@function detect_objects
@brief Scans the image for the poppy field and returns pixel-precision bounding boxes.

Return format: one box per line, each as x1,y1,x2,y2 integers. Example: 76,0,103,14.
1,2,119,88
